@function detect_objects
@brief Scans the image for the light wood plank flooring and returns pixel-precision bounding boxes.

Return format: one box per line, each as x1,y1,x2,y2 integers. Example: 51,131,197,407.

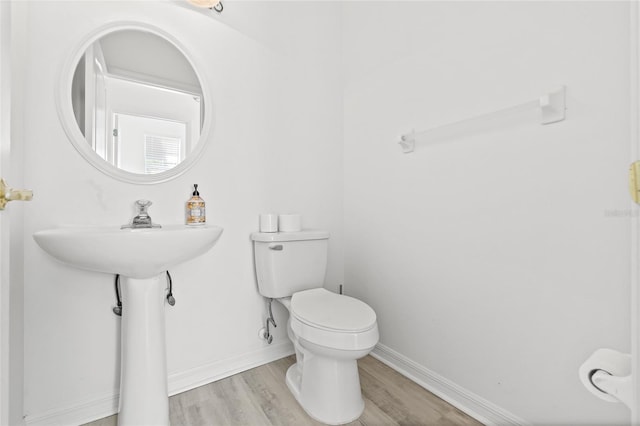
84,355,483,426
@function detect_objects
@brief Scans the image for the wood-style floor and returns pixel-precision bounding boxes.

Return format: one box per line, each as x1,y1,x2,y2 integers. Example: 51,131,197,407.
84,355,483,426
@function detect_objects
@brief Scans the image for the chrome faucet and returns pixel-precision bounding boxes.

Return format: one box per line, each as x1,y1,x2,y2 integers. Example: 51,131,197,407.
121,200,161,229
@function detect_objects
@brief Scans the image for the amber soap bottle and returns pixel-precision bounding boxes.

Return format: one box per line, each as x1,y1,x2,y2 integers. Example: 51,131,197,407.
186,184,206,226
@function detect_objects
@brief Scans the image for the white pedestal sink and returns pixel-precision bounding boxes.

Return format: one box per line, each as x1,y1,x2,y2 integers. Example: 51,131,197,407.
33,224,223,426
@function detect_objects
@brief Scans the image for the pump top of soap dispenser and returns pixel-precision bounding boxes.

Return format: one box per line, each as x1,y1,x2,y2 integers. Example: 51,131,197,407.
193,184,200,197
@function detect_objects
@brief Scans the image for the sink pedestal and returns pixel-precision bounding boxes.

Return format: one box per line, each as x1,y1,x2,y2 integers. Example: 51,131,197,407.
118,273,169,426
32,224,224,426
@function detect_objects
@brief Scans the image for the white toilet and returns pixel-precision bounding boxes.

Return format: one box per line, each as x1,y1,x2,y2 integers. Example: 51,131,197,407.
251,230,379,425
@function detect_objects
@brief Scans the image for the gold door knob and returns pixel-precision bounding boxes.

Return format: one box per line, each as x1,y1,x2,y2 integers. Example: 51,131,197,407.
0,178,33,210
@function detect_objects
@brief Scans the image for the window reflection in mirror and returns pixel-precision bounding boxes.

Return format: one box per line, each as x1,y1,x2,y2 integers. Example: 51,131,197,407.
71,29,203,175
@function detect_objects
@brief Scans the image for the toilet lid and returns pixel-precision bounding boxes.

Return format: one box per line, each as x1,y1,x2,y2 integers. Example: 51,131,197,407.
291,288,377,333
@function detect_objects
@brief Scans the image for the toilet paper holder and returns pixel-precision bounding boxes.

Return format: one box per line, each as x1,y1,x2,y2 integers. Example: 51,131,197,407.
579,348,632,409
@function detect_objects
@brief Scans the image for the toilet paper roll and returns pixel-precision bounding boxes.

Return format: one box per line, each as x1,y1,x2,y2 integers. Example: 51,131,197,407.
579,348,631,403
259,213,278,233
278,214,301,232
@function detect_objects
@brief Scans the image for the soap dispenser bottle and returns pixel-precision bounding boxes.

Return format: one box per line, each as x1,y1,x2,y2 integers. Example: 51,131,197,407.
186,184,206,226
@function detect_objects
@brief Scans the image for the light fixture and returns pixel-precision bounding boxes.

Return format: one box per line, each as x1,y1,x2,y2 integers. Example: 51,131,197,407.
187,0,223,13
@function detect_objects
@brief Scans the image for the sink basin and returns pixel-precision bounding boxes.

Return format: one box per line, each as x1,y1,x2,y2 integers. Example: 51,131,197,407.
33,224,223,278
33,223,223,426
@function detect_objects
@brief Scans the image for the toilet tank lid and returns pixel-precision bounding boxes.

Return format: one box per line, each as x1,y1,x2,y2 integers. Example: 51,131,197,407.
250,230,329,242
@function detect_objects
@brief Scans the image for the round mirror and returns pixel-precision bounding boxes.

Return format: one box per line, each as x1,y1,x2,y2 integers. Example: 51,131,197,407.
57,23,212,184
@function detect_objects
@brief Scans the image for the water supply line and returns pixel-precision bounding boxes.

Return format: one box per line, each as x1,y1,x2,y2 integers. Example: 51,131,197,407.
113,271,176,316
261,298,277,344
166,271,176,306
113,275,123,316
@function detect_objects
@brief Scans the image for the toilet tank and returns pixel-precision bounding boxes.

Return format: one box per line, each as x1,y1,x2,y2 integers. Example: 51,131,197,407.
251,230,329,298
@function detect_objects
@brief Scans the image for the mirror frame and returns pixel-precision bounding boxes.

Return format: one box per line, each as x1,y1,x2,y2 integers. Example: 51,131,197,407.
56,21,214,184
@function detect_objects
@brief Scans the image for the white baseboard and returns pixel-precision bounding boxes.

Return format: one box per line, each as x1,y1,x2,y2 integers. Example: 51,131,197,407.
23,391,119,426
371,343,531,426
168,341,294,396
24,341,294,426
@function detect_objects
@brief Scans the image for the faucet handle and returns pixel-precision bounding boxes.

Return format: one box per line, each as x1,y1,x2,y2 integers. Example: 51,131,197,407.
121,200,161,229
135,200,152,216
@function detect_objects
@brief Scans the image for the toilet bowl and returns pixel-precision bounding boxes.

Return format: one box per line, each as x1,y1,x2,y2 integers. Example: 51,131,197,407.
281,288,378,425
251,231,379,424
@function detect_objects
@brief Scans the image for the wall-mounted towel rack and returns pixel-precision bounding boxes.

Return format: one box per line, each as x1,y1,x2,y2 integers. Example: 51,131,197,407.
398,86,566,153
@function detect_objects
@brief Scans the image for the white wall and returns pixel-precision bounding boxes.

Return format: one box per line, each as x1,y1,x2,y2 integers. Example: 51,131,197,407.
343,2,631,424
18,1,342,423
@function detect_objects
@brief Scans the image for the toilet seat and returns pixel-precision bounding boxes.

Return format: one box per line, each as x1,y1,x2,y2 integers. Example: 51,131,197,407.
291,288,376,332
290,288,378,351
